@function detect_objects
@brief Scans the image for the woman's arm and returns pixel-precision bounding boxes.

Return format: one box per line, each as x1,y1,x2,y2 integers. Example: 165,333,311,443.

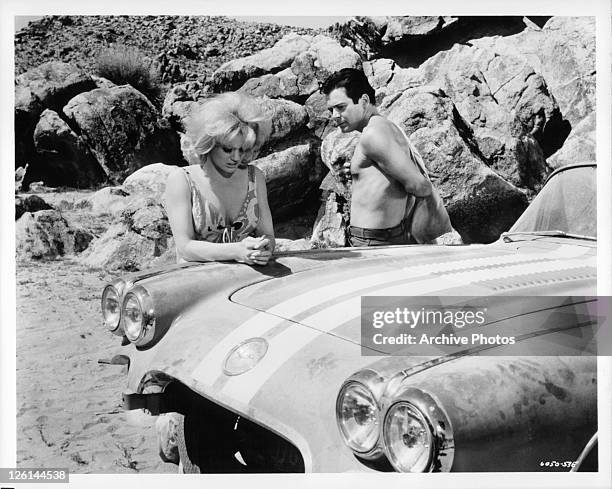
253,167,276,252
164,167,253,262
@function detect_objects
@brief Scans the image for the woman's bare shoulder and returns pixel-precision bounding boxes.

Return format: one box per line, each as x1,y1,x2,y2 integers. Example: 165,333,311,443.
165,165,191,193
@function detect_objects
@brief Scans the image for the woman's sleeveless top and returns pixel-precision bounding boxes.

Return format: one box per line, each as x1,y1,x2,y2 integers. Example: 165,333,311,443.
182,165,259,244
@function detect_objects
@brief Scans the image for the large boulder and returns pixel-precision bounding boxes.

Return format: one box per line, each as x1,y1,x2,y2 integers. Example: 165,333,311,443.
304,91,335,140
259,98,310,147
253,142,323,220
84,187,131,216
15,195,53,220
312,131,359,248
366,47,561,189
547,113,595,170
78,197,173,271
122,162,176,203
63,85,184,183
238,69,304,101
473,17,595,167
238,35,361,102
15,61,97,169
363,17,592,173
16,209,94,260
29,109,105,188
311,191,349,248
210,33,314,92
475,17,595,128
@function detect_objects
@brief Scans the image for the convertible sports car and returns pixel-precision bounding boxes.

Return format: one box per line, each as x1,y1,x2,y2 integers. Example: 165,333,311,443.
100,163,598,473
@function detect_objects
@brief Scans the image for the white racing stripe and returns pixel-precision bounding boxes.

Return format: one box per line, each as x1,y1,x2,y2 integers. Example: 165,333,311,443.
191,247,552,384
219,251,595,403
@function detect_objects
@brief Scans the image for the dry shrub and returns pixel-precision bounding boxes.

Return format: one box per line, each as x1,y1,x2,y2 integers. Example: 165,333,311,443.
96,47,162,105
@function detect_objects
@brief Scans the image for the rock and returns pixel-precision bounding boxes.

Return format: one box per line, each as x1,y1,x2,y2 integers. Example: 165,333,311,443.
434,229,464,245
16,209,93,260
15,85,45,170
274,238,311,252
320,129,359,199
91,75,116,90
122,162,177,203
304,91,335,140
238,35,360,102
15,62,97,168
382,16,460,43
15,195,53,220
547,112,595,169
310,127,355,246
253,143,321,220
327,16,386,60
476,17,595,128
239,70,302,101
397,44,566,158
63,85,184,183
15,166,28,192
78,198,172,271
368,48,560,189
303,34,361,81
259,98,309,146
29,109,105,188
311,192,349,248
85,187,131,215
161,82,210,130
330,16,528,65
210,33,314,92
15,61,96,110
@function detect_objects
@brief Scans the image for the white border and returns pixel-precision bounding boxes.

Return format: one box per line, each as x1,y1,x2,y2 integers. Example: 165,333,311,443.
1,1,611,489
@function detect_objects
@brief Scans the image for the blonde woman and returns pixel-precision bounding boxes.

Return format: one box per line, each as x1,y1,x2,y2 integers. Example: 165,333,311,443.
165,92,275,265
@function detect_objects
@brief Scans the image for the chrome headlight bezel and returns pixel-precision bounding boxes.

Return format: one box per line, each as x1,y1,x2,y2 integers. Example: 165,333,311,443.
335,369,386,459
101,279,131,335
382,387,454,472
121,285,156,346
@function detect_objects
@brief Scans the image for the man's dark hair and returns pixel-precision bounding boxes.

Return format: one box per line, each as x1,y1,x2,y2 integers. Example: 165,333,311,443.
321,68,376,104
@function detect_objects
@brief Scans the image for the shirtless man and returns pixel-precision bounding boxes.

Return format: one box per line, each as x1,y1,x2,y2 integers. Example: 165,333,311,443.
322,68,434,246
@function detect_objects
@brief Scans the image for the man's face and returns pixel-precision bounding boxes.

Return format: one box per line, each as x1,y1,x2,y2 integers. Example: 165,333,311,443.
326,87,366,133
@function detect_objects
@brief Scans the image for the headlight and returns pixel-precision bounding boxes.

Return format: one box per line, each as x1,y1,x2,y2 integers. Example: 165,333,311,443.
383,402,433,472
223,338,268,375
122,286,156,346
336,381,381,455
101,285,122,333
382,388,454,472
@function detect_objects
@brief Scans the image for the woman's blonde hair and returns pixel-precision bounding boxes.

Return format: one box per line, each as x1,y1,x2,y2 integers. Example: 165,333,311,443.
180,92,272,165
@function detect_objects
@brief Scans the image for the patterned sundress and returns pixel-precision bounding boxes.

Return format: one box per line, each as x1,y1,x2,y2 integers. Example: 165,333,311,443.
178,165,259,261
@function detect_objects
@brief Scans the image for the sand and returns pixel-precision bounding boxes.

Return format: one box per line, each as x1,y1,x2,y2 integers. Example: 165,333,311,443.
16,257,176,473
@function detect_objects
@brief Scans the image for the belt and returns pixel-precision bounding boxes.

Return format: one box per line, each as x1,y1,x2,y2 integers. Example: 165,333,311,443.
349,221,405,240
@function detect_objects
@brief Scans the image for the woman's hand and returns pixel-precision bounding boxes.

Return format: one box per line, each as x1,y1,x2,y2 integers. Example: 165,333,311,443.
235,236,273,265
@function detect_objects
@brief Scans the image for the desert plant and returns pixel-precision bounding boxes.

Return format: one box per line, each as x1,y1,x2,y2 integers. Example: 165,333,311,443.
95,47,162,105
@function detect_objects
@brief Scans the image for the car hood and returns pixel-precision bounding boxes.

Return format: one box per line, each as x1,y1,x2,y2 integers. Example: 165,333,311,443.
124,239,596,471
231,239,596,350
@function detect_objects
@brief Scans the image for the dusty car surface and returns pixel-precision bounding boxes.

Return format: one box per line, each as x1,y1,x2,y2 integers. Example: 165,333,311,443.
100,163,598,473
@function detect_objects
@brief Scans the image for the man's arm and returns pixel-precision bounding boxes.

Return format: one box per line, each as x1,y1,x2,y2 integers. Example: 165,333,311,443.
360,123,433,198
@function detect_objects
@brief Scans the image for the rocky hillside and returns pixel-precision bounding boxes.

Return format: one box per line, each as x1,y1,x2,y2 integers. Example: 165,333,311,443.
15,15,320,84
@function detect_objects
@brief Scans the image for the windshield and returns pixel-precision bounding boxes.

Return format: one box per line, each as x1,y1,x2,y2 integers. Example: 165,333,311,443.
509,166,596,239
